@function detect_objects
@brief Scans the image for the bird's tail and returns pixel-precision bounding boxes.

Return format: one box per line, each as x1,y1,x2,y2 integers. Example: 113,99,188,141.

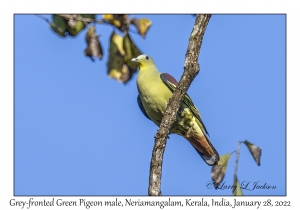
185,130,219,166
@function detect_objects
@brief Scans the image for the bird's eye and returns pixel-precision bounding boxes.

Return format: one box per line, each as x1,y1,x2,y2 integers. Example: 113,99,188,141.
146,56,149,60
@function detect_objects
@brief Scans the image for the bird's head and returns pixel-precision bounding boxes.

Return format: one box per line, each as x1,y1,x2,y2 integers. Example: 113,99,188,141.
131,54,156,70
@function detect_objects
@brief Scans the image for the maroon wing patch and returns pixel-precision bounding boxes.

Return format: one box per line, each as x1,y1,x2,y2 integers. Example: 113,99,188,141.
161,73,178,86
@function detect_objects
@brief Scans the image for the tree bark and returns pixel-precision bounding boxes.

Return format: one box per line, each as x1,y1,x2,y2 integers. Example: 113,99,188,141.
148,14,212,196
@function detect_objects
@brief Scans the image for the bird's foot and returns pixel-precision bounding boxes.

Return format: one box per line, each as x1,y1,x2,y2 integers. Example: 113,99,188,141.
178,109,182,116
166,98,171,106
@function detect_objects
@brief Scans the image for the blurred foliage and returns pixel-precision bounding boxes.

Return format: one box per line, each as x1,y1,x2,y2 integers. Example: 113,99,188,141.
50,15,67,37
123,34,142,71
233,176,244,196
211,140,261,196
46,14,152,84
130,18,152,38
84,26,103,61
107,32,127,83
211,153,232,189
244,140,262,166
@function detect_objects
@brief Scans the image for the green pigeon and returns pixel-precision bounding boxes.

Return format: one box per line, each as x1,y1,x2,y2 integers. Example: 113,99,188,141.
132,54,219,166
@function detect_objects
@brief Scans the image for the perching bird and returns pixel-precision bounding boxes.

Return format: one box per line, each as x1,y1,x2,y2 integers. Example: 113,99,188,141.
132,54,219,166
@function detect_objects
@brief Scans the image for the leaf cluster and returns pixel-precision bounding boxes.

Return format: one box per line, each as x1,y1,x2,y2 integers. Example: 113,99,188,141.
211,140,262,196
47,14,152,83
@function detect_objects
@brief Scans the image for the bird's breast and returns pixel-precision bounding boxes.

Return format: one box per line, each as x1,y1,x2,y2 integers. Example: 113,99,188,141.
137,71,172,125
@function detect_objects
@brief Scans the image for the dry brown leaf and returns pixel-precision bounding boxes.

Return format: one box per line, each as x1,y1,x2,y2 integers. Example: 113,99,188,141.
84,26,103,61
244,140,262,166
130,18,152,38
211,153,232,188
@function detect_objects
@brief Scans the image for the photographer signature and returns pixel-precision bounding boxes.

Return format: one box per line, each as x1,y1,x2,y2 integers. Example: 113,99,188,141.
206,181,276,192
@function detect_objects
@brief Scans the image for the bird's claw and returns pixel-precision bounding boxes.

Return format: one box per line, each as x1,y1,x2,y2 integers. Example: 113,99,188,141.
166,98,171,105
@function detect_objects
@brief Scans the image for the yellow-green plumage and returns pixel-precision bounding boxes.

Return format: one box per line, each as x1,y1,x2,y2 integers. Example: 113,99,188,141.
132,54,219,166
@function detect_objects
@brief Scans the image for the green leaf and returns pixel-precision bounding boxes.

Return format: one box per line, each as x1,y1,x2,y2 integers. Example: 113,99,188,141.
243,140,262,166
50,15,68,37
123,34,132,62
123,34,142,70
66,15,85,36
106,32,138,83
233,176,244,196
50,14,95,37
211,153,232,188
66,14,95,37
107,32,126,83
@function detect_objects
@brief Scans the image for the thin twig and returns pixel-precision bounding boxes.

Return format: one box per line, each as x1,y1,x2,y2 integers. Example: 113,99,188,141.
35,14,51,24
77,15,88,27
57,14,109,25
233,141,242,184
148,14,212,196
128,29,140,36
35,14,64,34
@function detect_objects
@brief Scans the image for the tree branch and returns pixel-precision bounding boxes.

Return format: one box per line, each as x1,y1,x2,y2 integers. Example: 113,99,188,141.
57,14,107,25
148,14,212,196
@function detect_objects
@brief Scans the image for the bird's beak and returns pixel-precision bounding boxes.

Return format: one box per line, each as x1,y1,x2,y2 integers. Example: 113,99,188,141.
131,58,140,63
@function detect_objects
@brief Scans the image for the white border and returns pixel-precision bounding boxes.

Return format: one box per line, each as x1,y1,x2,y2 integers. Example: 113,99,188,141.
1,0,298,209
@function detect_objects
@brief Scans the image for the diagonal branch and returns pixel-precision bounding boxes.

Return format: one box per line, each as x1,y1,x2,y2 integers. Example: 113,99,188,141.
148,14,212,196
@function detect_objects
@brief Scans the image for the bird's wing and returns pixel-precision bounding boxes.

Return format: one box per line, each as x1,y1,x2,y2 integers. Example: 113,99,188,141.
137,95,151,120
161,73,219,166
160,73,209,136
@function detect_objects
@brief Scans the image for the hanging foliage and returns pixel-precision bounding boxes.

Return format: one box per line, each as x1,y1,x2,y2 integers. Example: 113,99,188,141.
44,14,152,84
